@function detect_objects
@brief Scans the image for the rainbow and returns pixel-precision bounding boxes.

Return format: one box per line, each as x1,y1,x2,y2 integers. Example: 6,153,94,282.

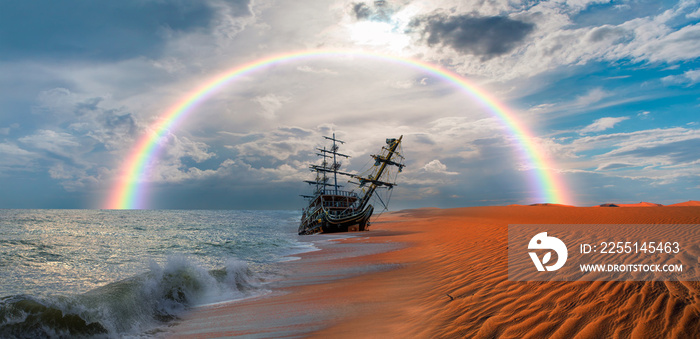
104,49,571,209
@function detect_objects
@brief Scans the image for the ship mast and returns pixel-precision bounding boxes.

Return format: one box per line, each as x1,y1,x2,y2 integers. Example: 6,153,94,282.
306,133,352,197
324,133,347,195
353,135,403,210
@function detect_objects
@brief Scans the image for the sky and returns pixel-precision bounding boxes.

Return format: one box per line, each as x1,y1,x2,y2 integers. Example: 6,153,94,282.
0,0,699,209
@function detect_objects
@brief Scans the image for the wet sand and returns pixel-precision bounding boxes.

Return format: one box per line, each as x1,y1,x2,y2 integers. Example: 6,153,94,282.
166,206,700,338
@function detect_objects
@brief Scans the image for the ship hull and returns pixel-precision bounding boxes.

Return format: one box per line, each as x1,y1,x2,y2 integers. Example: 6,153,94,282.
298,205,374,235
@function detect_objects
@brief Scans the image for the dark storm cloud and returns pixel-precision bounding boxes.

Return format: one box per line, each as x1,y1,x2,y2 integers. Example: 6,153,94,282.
0,0,216,61
413,14,535,59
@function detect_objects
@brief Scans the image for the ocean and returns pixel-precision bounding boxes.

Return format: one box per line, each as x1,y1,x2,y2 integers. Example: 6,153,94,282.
0,209,310,338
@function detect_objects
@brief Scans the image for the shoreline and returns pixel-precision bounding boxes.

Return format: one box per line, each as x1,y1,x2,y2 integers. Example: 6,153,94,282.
166,206,700,338
165,227,409,338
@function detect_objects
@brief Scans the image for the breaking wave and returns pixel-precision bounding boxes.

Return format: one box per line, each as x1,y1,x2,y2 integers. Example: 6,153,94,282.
0,257,262,338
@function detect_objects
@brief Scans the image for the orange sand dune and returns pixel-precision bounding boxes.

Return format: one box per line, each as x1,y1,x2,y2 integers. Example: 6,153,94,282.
616,202,665,207
668,201,700,207
169,206,700,338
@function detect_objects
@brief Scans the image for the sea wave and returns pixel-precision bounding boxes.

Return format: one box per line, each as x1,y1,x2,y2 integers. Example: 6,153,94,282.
0,256,262,338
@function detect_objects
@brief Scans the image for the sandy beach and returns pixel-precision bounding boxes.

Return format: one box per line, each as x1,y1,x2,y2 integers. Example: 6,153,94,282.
167,205,700,338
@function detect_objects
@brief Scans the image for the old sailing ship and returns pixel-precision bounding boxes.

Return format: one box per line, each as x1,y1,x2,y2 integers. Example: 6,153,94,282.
298,134,404,235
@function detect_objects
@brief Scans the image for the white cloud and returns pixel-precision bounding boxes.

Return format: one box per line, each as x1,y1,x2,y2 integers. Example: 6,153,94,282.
32,88,139,152
683,69,700,83
210,0,256,42
19,130,82,155
556,127,700,185
296,65,338,75
0,143,37,172
150,57,186,74
141,133,217,183
662,69,700,86
13,129,110,191
575,88,610,107
421,159,459,175
231,126,316,162
390,79,416,89
580,116,629,134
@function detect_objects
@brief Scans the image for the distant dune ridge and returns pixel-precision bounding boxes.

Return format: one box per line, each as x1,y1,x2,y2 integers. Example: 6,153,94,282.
589,201,700,207
613,202,665,207
170,204,700,338
511,200,700,207
668,201,700,207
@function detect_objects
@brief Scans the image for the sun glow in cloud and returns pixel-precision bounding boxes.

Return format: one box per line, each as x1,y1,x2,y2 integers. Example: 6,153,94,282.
345,4,420,52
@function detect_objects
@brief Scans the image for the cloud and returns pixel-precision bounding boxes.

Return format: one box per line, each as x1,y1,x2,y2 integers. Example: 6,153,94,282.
413,14,535,59
586,25,629,44
6,87,147,191
252,94,292,119
19,130,81,157
604,75,631,80
16,129,103,191
385,1,700,81
351,2,372,20
595,163,636,171
296,65,338,75
662,69,700,86
230,126,316,163
210,0,256,41
135,131,219,185
525,87,652,118
627,21,700,64
562,128,700,184
33,88,138,151
350,1,394,22
575,88,610,107
608,137,700,165
0,143,37,172
580,116,629,134
389,78,429,89
0,123,19,136
421,159,459,175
